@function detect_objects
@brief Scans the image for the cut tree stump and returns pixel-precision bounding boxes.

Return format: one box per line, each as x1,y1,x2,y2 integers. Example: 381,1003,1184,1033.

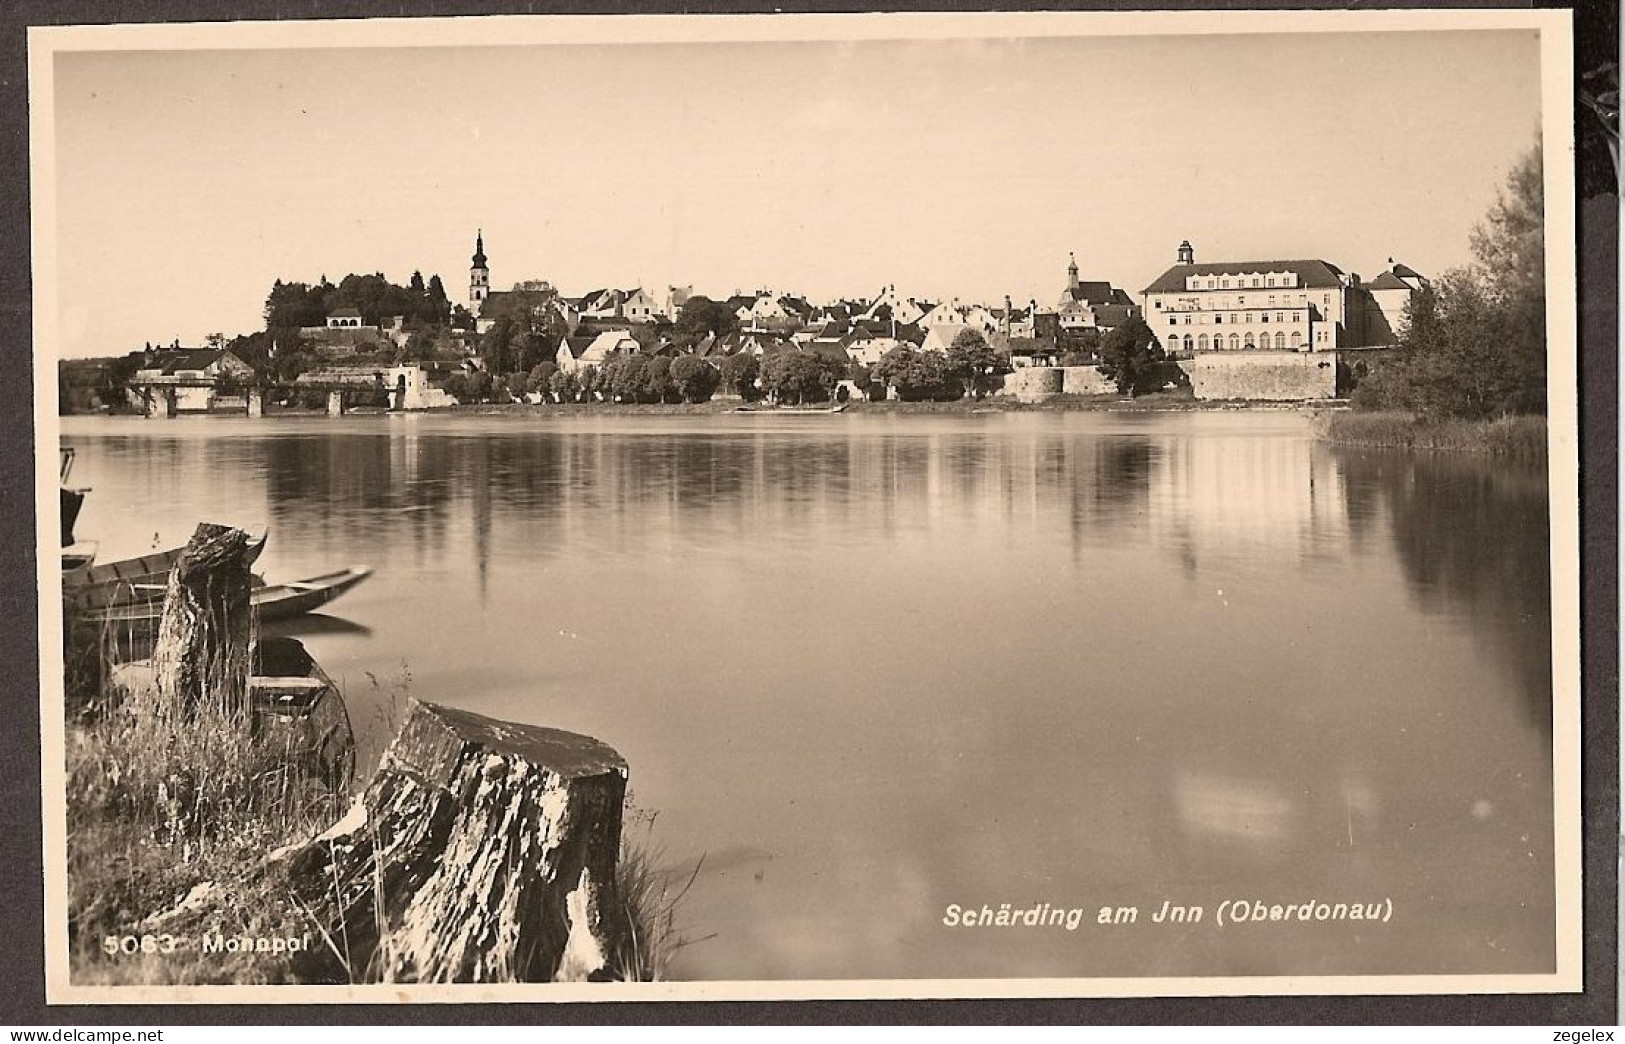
150,522,255,720
149,698,634,984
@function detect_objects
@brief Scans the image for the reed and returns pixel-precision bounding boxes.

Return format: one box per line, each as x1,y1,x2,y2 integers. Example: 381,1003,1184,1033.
1312,410,1547,460
65,602,348,985
612,804,713,982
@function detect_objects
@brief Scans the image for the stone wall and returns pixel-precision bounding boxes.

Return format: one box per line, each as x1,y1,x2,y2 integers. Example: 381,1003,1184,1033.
1061,366,1114,396
1181,352,1336,401
1004,367,1063,402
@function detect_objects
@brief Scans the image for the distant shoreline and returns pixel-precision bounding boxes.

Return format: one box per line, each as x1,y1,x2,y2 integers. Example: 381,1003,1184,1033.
64,394,1337,420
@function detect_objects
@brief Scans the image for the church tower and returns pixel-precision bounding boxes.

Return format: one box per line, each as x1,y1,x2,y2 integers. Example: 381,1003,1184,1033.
1067,251,1079,291
469,229,490,306
1176,239,1195,265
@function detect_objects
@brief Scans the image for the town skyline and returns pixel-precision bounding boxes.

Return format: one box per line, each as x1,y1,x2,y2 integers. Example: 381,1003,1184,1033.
49,22,1545,357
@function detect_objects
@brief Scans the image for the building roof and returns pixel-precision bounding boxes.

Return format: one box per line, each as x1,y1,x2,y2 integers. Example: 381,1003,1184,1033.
1364,271,1413,291
144,348,233,374
479,288,558,321
1006,337,1058,355
295,365,394,388
1142,259,1347,294
558,335,598,359
1091,304,1136,328
327,307,363,318
583,330,637,358
1064,282,1127,305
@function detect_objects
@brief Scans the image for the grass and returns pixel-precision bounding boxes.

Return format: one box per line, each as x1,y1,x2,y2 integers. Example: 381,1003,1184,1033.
1312,409,1548,460
65,597,369,986
612,803,713,982
66,662,350,984
67,617,694,985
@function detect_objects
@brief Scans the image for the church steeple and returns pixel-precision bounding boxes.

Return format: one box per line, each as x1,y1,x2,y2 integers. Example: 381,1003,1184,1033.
469,229,490,306
1067,251,1079,291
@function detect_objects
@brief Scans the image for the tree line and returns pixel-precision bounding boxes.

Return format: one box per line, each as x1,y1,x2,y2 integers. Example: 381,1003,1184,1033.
1352,142,1546,419
264,271,455,330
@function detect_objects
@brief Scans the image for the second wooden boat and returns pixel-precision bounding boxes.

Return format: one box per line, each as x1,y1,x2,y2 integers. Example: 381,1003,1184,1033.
64,528,268,611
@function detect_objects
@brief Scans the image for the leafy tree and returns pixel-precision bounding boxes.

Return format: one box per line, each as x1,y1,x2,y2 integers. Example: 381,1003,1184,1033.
670,355,721,403
442,372,471,402
264,280,327,329
1097,318,1168,396
1354,142,1546,418
760,349,842,404
425,275,452,326
630,322,670,353
1058,328,1103,365
478,318,520,375
675,296,740,340
718,352,760,399
873,346,959,401
946,328,1001,399
548,368,580,403
604,353,651,402
642,354,675,403
578,365,602,401
400,328,442,363
527,361,559,395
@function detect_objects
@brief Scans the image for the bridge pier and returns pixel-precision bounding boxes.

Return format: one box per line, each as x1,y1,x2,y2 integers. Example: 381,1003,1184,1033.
326,390,345,417
247,390,264,418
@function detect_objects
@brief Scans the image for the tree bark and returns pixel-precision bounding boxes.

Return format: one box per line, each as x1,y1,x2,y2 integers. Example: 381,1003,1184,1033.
148,698,633,984
150,523,254,720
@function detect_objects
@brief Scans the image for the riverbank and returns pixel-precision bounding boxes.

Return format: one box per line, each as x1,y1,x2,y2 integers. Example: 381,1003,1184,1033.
424,391,1327,417
1311,410,1547,460
66,389,1343,421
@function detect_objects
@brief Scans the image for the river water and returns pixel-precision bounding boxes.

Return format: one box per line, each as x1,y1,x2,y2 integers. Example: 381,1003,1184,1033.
57,411,1555,982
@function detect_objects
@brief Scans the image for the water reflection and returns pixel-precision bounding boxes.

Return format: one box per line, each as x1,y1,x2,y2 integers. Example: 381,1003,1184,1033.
1332,446,1553,731
62,413,1556,980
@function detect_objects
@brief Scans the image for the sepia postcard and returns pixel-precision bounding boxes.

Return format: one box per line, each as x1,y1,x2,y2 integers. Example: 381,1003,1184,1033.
30,8,1584,1004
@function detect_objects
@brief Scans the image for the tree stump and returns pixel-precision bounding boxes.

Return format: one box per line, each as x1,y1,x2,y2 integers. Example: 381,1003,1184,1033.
150,523,254,720
161,699,634,984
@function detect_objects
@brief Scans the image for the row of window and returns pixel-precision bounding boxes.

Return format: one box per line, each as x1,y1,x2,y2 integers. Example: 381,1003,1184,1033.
1172,331,1303,352
1167,311,1305,326
1186,273,1299,291
1156,292,1335,311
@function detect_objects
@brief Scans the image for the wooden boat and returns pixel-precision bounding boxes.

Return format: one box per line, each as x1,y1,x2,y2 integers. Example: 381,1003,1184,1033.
252,567,372,623
250,636,356,792
60,448,96,576
64,528,267,611
78,564,372,651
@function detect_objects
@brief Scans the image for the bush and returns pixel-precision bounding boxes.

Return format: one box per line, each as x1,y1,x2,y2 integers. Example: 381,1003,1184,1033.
548,368,580,403
760,349,843,404
718,353,760,399
873,346,961,401
670,355,721,404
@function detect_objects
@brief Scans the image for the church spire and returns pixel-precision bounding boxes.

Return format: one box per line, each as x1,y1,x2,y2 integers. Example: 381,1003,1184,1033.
469,229,490,306
1067,251,1079,290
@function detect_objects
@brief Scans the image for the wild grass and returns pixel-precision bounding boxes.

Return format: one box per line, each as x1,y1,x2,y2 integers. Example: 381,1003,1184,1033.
1313,409,1548,461
68,624,691,985
612,804,713,982
65,608,351,985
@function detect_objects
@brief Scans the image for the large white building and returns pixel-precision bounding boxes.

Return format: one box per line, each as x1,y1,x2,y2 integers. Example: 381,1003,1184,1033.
1142,240,1426,356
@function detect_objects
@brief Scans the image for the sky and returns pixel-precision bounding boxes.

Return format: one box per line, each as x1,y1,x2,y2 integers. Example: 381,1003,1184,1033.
47,23,1546,358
